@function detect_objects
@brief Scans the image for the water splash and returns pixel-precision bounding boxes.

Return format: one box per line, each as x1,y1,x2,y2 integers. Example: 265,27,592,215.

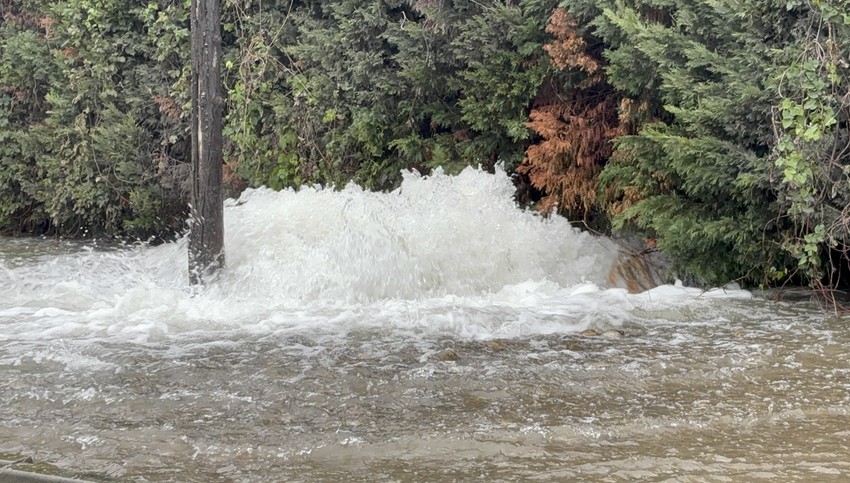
213,166,615,302
0,166,745,343
12,169,835,483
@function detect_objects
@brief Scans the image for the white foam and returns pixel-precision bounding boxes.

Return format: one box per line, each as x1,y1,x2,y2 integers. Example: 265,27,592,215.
0,166,750,343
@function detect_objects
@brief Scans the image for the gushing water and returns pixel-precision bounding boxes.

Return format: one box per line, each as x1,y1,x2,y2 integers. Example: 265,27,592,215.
1,167,848,482
1,166,627,343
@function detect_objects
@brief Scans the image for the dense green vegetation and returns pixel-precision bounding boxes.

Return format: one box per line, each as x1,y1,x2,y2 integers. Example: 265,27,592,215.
576,0,850,288
1,0,848,291
1,0,190,238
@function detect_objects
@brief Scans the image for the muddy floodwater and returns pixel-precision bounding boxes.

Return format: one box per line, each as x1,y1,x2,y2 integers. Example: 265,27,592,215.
3,295,849,482
2,169,849,481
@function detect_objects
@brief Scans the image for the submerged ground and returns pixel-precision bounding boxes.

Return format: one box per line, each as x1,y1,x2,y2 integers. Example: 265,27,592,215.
3,294,849,482
2,168,848,481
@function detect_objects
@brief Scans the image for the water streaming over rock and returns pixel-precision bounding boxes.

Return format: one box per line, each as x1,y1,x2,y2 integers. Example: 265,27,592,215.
1,167,848,482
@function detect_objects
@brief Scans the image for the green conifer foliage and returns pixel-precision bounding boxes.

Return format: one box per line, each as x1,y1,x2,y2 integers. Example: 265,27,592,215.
282,0,558,189
2,0,565,237
0,0,55,233
450,1,558,169
0,0,191,238
283,0,421,189
563,0,810,285
5,0,843,288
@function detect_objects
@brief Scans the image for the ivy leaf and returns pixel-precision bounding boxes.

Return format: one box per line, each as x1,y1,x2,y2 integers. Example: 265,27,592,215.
802,124,821,141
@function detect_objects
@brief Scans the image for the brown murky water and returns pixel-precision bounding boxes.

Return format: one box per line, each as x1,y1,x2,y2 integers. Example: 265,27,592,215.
2,297,849,482
2,169,850,482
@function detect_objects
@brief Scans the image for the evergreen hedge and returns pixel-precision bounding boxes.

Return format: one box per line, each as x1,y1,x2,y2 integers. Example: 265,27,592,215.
1,0,848,290
566,0,849,288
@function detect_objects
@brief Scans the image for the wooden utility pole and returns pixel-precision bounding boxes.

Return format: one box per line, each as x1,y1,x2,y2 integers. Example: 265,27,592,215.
188,0,225,285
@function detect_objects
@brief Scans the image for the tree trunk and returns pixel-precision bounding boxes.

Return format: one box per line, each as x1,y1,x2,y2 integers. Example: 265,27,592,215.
188,0,224,285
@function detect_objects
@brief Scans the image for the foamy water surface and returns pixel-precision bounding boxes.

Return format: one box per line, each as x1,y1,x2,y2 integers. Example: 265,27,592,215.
2,166,632,345
1,167,847,482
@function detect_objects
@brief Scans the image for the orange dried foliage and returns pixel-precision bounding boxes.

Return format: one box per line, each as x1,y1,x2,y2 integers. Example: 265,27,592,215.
544,8,599,76
152,95,182,120
606,184,641,215
518,8,629,220
37,16,56,39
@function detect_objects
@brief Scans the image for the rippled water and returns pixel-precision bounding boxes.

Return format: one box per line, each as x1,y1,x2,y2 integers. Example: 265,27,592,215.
2,168,848,481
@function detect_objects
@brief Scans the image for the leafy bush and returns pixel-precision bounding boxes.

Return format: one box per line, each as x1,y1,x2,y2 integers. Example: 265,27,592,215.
559,0,838,287
0,0,190,238
278,0,559,190
769,0,850,289
3,0,849,296
1,0,565,239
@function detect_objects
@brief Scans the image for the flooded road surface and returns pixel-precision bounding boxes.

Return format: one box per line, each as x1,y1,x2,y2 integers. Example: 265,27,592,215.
2,168,849,481
3,298,850,482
